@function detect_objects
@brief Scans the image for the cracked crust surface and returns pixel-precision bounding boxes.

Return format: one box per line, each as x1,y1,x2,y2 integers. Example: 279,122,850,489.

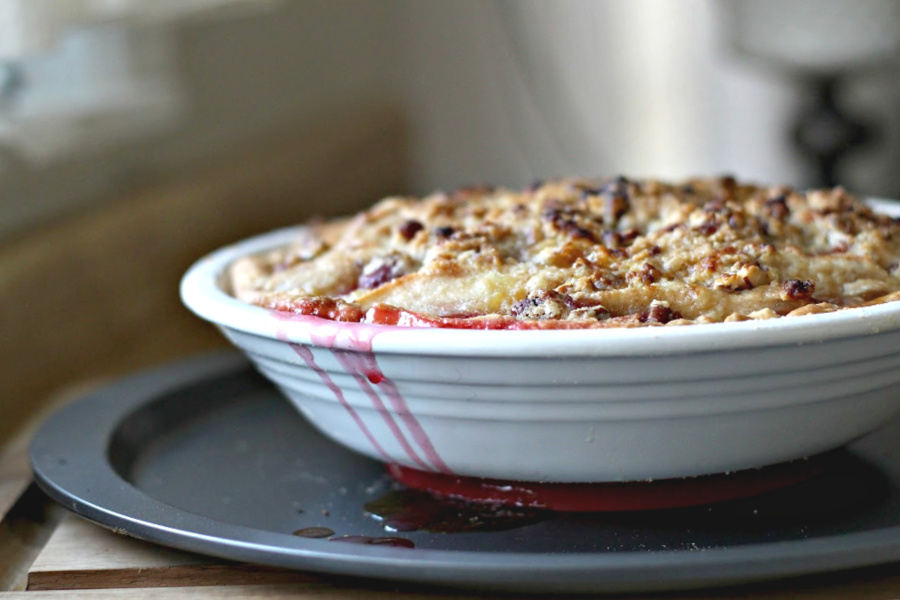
229,176,900,328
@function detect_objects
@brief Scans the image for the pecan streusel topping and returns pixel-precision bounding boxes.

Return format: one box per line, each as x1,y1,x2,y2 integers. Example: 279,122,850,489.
230,176,900,328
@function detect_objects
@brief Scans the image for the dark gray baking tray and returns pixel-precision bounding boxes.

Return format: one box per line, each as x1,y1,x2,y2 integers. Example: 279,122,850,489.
29,352,900,593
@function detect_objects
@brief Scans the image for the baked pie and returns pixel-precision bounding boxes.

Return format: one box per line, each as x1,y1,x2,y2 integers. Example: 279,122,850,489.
230,176,900,328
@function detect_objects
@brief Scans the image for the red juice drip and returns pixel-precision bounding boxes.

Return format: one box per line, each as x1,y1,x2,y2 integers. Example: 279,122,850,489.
356,351,452,475
278,331,394,464
332,349,433,472
273,312,452,475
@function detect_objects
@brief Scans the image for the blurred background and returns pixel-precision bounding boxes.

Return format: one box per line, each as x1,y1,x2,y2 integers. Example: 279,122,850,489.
3,0,900,435
3,0,900,237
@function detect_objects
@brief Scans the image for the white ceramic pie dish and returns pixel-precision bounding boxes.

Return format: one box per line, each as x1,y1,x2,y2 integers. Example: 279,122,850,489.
180,200,900,483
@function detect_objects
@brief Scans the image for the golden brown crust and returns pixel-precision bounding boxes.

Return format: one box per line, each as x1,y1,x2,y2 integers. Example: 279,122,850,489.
230,176,900,327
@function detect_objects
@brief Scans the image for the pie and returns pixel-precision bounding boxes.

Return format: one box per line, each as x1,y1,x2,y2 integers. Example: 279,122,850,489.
230,176,900,328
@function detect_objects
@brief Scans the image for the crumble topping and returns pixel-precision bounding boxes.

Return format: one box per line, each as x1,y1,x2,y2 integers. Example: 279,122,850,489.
230,176,900,328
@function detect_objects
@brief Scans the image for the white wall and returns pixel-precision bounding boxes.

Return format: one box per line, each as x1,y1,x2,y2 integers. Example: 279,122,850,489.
395,0,820,193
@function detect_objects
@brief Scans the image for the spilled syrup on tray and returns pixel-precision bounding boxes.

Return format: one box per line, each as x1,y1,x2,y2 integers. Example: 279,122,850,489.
289,451,887,553
387,452,840,513
364,488,550,533
329,535,416,548
292,526,334,538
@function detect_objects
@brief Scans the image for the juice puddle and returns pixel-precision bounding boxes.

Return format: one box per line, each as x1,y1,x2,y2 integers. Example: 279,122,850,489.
364,489,550,533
